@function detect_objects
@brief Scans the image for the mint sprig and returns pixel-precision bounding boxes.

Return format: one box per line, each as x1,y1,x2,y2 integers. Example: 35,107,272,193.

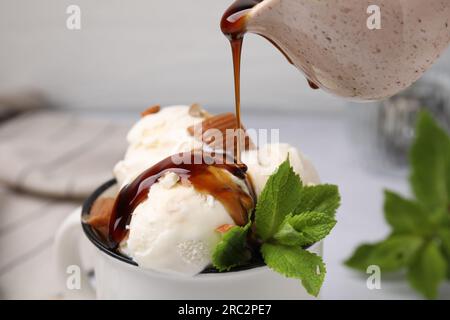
410,112,450,210
212,158,341,297
274,212,336,247
345,111,450,299
261,243,326,297
212,223,252,272
255,159,303,241
293,184,340,217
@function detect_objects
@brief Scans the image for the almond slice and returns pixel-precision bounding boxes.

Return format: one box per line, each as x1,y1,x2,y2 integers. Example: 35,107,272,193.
187,112,234,136
215,224,234,233
187,113,256,156
188,103,211,118
86,197,115,240
141,104,161,117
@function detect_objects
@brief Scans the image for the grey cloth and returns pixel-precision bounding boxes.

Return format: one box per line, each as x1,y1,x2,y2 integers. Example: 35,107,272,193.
0,110,129,199
0,185,79,299
0,105,130,299
0,90,49,121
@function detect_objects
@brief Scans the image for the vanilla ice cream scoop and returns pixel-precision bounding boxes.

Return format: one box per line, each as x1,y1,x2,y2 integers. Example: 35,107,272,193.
126,172,236,275
111,152,255,276
241,143,320,197
114,105,206,187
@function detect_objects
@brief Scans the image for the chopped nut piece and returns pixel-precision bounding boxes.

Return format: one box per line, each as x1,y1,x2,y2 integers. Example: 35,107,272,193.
215,224,235,233
87,197,115,239
159,172,180,189
187,113,256,156
188,103,211,118
141,104,161,117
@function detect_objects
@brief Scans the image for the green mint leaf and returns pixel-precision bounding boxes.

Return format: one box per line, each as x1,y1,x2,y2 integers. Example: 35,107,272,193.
407,240,447,299
255,158,303,241
261,243,325,297
384,190,432,234
345,113,450,299
410,111,450,210
368,235,423,272
273,212,336,246
346,235,423,272
344,244,378,271
212,224,251,272
437,228,450,279
292,184,340,217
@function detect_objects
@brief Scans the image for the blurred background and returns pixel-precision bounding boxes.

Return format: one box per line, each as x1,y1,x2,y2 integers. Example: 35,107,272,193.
0,0,347,112
0,0,450,299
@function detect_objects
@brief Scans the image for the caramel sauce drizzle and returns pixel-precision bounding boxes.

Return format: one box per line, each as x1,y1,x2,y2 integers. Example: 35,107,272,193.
108,152,255,248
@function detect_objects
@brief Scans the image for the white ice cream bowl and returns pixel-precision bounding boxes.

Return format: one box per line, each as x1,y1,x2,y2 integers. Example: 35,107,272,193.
54,179,323,300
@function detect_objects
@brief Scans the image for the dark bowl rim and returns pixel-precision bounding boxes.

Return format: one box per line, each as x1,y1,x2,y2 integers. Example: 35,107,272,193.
81,179,138,265
81,179,266,274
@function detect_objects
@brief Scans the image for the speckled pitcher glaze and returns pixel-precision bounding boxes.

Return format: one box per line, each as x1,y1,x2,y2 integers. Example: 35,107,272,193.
246,0,450,100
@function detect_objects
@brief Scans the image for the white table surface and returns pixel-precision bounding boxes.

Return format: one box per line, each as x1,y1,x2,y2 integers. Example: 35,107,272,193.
1,108,449,299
